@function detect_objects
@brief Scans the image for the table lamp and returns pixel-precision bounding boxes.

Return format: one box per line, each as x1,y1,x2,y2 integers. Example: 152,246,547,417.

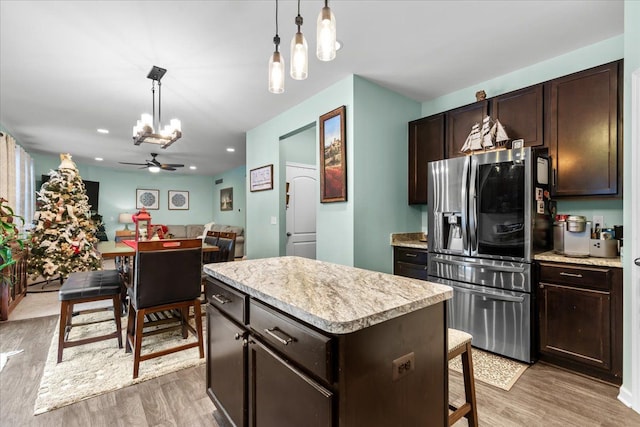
118,213,134,230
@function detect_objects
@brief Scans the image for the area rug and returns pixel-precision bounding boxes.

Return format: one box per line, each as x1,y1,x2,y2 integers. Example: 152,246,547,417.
449,348,529,391
34,310,205,415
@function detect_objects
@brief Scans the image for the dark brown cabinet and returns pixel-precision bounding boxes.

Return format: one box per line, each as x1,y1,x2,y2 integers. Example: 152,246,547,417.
537,261,622,384
446,100,488,158
408,114,445,204
546,60,622,197
393,246,428,280
491,84,544,147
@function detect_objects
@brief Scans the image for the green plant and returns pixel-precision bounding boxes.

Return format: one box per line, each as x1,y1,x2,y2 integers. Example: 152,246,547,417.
1,198,25,283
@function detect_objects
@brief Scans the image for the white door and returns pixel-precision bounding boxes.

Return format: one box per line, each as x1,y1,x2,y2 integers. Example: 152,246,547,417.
286,163,316,259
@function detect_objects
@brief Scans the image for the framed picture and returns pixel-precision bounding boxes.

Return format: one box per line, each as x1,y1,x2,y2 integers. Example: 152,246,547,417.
220,187,233,211
250,164,274,192
168,190,189,210
319,105,347,203
136,189,159,210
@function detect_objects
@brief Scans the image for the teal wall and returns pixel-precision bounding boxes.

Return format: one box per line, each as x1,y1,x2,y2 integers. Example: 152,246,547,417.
622,0,640,405
211,165,246,229
31,152,215,240
352,76,422,272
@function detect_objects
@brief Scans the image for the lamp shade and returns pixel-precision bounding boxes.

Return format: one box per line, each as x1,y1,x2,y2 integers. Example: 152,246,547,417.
119,213,134,224
316,5,336,61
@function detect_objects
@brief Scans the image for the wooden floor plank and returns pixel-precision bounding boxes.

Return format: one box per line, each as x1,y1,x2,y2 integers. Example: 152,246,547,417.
1,316,639,426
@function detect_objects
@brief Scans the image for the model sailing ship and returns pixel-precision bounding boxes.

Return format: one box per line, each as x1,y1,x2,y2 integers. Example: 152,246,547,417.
460,115,510,153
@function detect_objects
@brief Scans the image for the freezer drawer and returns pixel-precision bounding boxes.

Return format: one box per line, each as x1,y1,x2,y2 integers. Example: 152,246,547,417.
431,276,534,363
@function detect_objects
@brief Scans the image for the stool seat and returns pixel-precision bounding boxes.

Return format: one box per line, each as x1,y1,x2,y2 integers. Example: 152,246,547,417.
59,270,122,300
448,328,478,427
57,270,124,363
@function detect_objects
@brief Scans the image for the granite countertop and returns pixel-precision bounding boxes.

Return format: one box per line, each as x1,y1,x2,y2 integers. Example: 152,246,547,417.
534,251,622,268
390,232,428,250
203,256,452,335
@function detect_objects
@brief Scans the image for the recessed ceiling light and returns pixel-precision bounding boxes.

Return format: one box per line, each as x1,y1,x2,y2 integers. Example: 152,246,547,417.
189,165,197,170
97,129,109,134
226,147,235,152
336,40,343,51
95,157,104,161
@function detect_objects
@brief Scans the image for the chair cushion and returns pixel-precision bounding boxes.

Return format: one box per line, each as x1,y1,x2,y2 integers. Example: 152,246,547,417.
59,270,122,301
448,328,472,354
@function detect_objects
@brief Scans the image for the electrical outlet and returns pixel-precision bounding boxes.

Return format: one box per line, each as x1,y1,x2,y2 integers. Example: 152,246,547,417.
593,215,604,229
392,352,415,381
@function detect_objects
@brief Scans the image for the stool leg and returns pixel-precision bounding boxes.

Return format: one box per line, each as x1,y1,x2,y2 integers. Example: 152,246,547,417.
132,308,145,379
462,342,478,427
193,299,204,358
57,300,69,363
125,300,135,353
112,294,123,349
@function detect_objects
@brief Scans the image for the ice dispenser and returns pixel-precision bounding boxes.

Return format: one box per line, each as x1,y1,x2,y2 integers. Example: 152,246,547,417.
443,213,463,252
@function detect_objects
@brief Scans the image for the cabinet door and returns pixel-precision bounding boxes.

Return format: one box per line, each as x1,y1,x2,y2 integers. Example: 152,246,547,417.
408,114,445,204
248,339,333,427
491,84,543,147
207,306,247,427
446,101,489,158
538,282,611,370
546,61,620,197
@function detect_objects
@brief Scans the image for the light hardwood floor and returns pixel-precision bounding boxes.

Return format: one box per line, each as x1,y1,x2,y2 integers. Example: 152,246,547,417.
1,315,639,427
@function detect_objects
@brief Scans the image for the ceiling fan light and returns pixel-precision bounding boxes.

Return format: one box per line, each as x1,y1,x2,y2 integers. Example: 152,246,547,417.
290,31,308,80
316,4,336,61
148,166,161,173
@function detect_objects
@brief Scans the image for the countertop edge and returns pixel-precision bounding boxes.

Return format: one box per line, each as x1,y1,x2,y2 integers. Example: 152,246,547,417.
534,251,622,268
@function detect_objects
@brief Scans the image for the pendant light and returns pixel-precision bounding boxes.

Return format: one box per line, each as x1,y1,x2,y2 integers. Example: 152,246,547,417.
268,0,285,93
290,0,308,80
316,0,336,61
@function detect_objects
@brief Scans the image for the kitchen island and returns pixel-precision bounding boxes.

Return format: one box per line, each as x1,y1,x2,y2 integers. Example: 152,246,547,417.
203,256,452,427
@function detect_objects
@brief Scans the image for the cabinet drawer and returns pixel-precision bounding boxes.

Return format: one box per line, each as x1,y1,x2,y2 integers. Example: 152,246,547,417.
250,300,333,384
538,263,611,291
395,247,428,265
205,277,248,325
395,261,428,280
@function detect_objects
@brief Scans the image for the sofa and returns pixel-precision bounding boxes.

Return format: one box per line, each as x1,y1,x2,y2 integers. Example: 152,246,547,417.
165,224,244,258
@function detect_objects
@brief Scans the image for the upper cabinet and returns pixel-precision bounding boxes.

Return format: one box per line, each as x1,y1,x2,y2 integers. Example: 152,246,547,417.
491,84,544,147
445,101,488,158
408,114,445,204
546,61,621,197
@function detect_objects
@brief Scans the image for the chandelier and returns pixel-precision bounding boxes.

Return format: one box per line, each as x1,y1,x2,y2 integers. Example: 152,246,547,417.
132,66,182,149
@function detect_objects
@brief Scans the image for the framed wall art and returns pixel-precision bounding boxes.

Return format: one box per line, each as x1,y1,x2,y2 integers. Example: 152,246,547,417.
319,105,347,203
136,189,159,210
250,164,274,192
168,190,189,210
220,187,233,211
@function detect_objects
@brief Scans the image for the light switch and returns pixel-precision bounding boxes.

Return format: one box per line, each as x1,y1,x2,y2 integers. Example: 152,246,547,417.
270,216,277,225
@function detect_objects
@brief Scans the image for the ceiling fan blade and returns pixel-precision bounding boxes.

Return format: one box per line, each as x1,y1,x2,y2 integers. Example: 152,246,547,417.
162,163,184,168
119,162,148,166
161,165,177,171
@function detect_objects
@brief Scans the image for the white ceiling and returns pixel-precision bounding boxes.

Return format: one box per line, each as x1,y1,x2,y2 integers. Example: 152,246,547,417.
0,1,624,176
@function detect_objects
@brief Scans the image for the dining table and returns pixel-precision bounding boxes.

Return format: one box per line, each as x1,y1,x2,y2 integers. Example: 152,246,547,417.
97,239,219,259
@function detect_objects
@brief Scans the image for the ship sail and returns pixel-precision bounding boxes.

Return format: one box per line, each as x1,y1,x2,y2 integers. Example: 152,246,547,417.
461,115,510,153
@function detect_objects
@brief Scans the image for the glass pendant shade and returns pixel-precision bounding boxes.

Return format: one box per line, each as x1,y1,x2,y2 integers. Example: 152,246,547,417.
269,51,285,93
290,32,308,80
316,6,336,61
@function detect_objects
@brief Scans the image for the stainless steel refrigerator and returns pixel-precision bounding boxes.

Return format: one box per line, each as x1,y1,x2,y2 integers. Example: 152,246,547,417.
427,147,551,362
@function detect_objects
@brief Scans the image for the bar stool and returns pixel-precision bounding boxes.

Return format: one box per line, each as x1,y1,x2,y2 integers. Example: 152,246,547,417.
448,328,478,426
57,270,124,363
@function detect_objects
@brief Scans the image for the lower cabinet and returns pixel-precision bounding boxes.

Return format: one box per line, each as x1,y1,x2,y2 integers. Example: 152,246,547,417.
393,246,428,280
537,262,622,384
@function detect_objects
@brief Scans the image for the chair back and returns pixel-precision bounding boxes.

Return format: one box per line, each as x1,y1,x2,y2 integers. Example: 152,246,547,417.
215,236,236,262
204,230,220,246
132,239,203,309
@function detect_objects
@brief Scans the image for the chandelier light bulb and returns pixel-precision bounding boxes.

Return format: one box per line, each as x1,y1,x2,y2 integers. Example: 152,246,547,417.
290,31,308,80
316,3,336,61
269,51,285,94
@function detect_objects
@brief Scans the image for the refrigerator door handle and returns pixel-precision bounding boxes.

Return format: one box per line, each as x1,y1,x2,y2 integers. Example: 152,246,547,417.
431,255,527,273
468,156,478,255
453,284,526,303
461,155,470,255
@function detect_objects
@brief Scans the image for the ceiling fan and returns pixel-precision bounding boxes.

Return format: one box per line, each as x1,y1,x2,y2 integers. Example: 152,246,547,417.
119,152,184,171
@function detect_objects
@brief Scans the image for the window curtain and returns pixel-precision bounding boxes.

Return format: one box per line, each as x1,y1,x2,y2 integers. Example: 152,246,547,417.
0,132,35,231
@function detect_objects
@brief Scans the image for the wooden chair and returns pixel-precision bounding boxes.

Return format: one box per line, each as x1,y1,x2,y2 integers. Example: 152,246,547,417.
202,230,220,264
125,239,204,379
57,270,124,363
448,328,478,426
216,231,236,262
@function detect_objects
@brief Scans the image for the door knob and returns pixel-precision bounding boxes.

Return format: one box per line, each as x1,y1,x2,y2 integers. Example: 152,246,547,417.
286,232,292,237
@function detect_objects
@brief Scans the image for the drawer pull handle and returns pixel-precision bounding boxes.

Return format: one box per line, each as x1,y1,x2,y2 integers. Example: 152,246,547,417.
264,327,294,346
210,294,231,305
559,272,583,278
405,253,418,257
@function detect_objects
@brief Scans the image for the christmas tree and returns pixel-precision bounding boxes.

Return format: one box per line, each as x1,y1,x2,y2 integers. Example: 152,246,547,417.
29,154,101,280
